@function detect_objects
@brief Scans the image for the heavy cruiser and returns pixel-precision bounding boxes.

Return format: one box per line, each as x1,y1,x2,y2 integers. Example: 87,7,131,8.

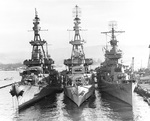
10,9,61,110
96,21,136,106
62,5,95,107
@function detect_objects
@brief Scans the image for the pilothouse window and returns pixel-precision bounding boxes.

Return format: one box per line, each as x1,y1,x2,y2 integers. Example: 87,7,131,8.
115,67,121,72
74,68,82,72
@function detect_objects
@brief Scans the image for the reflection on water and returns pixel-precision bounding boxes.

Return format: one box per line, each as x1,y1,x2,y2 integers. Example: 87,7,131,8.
13,90,134,121
63,92,96,121
0,71,150,121
15,93,60,121
11,89,150,121
132,93,150,121
0,88,149,121
100,91,134,121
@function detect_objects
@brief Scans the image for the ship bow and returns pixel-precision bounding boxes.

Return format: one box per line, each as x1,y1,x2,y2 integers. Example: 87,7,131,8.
64,85,94,106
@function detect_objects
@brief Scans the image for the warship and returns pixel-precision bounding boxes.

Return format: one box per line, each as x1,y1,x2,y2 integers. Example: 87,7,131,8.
96,21,136,106
10,9,61,110
62,5,95,107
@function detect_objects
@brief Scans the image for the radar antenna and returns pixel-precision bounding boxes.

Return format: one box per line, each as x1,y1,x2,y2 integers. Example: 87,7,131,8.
64,5,93,70
101,21,125,47
73,5,81,18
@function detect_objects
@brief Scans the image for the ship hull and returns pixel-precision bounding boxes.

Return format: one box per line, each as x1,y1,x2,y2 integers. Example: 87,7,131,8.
64,85,95,106
17,84,56,110
12,74,62,110
98,79,136,106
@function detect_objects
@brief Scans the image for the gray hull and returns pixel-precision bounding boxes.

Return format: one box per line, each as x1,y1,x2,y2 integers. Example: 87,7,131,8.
64,85,95,106
99,79,136,106
17,85,56,110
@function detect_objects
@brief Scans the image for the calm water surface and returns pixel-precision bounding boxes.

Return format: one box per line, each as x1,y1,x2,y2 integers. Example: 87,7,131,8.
0,71,150,121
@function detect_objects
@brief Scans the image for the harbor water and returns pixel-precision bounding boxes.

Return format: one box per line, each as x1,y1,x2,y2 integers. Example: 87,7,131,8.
0,71,150,121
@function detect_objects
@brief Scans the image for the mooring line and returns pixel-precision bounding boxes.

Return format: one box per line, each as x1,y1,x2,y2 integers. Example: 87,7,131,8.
0,83,15,89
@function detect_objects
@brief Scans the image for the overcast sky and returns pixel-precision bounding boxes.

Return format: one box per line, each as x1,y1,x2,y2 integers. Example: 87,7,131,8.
0,0,150,68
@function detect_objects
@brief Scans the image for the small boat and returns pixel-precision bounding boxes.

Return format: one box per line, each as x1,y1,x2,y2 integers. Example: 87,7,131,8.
62,5,95,107
10,9,61,110
96,21,137,106
4,77,13,81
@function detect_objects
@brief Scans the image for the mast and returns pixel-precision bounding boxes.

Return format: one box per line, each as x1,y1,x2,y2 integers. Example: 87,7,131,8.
101,21,125,50
64,5,93,71
30,8,46,60
64,5,85,69
70,5,85,65
24,9,54,72
101,21,124,65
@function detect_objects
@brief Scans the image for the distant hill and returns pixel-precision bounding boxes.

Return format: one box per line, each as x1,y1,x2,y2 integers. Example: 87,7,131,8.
0,63,23,71
50,45,104,66
0,45,104,70
1,44,146,70
43,44,150,70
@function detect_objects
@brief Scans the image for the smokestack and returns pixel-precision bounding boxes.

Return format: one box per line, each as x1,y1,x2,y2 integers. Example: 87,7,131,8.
147,45,150,69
